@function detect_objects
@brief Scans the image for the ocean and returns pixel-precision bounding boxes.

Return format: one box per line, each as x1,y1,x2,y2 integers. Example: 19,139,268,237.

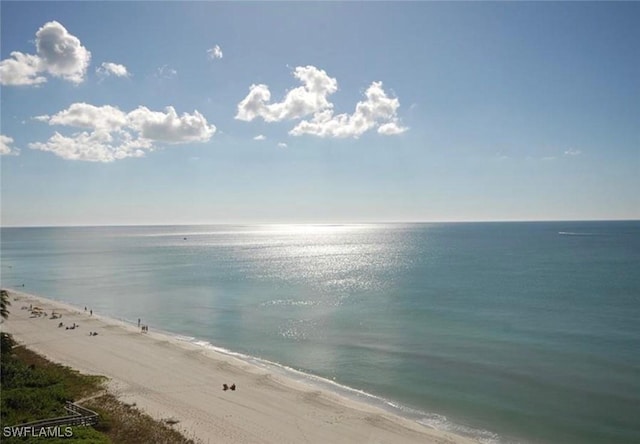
1,221,639,444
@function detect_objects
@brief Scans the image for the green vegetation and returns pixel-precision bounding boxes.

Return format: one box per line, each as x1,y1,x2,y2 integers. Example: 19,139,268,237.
82,394,196,444
1,338,106,425
1,289,195,443
1,335,109,443
1,332,195,443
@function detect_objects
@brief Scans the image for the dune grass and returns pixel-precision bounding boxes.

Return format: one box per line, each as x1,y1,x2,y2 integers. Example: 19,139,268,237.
1,334,195,443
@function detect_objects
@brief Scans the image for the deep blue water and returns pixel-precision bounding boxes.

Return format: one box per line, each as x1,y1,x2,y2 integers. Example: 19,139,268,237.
1,221,639,444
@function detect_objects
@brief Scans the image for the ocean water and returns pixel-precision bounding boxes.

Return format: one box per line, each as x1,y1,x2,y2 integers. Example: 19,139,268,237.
1,221,639,444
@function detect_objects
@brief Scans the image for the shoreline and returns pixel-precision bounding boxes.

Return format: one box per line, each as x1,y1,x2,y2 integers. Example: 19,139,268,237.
2,289,482,444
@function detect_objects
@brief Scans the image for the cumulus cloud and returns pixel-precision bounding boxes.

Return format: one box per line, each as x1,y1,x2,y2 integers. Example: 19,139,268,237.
377,121,407,135
128,106,215,143
36,21,91,83
0,52,46,86
0,21,91,86
30,103,216,162
47,103,128,130
564,149,582,156
277,142,288,149
0,134,20,156
290,81,407,138
30,131,150,163
236,66,406,138
96,62,129,78
236,66,338,122
207,45,223,60
253,134,266,141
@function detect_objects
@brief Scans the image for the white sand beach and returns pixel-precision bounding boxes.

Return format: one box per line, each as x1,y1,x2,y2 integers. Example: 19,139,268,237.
2,290,479,444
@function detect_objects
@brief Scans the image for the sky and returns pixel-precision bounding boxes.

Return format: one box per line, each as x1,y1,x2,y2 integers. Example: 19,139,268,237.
1,1,638,226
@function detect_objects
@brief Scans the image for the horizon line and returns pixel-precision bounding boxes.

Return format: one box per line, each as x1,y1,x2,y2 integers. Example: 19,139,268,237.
2,218,639,229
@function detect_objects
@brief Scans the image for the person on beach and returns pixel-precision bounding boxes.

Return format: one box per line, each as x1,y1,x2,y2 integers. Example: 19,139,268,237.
138,318,141,327
90,309,93,316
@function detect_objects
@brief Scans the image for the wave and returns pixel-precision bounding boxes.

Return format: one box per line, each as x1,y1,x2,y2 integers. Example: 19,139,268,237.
168,332,507,444
10,292,511,444
558,231,597,236
260,299,321,307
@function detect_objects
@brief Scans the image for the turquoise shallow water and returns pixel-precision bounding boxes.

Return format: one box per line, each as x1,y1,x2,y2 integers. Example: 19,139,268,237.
1,221,639,443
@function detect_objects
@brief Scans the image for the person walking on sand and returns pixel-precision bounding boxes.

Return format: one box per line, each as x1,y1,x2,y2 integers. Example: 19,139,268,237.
90,309,93,316
138,318,141,327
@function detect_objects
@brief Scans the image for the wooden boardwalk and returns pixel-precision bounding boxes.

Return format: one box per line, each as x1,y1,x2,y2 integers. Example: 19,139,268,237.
9,401,99,431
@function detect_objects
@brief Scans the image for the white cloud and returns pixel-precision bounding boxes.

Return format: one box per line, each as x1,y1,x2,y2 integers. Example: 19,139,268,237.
128,106,215,143
0,134,20,156
207,45,223,60
277,142,288,149
564,149,582,156
377,121,407,135
48,103,128,131
237,67,406,139
290,81,407,138
0,52,46,86
253,134,266,141
155,65,177,80
0,21,91,86
30,103,216,162
36,21,91,83
236,66,338,122
236,84,272,120
30,131,150,163
96,62,129,78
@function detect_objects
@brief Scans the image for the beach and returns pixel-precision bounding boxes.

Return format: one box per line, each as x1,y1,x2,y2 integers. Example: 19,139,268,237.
2,290,478,444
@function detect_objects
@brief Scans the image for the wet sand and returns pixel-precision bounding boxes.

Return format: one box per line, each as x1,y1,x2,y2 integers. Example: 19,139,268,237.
2,290,479,444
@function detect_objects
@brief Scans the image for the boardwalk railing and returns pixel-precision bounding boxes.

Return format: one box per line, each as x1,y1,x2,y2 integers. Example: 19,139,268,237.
8,401,99,431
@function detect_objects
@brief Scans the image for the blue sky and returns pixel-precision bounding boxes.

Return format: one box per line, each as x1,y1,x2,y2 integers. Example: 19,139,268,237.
1,2,638,226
